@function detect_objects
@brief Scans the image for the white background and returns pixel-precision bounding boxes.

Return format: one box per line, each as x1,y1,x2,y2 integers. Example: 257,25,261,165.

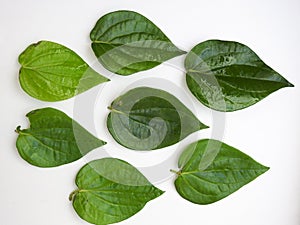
1,0,300,225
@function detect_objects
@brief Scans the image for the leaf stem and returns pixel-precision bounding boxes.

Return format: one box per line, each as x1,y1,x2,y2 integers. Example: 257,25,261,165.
15,126,21,134
69,189,80,201
187,69,199,73
170,169,181,176
107,106,125,115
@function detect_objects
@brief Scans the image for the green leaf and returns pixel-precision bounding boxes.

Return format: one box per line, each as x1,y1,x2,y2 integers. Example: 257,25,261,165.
70,158,164,225
19,41,109,101
90,10,186,75
174,139,269,204
15,108,106,167
107,87,208,150
185,40,294,112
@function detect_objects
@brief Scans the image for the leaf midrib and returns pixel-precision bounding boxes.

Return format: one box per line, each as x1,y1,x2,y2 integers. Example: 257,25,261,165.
180,168,266,176
179,169,265,187
187,68,285,83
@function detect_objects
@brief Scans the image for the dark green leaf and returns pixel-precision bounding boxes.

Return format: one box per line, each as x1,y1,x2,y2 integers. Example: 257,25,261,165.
90,10,186,75
15,108,106,167
70,158,164,225
185,40,294,112
174,139,269,204
107,87,208,150
19,41,109,101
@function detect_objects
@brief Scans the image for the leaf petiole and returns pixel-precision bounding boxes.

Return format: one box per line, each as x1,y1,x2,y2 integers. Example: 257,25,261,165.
69,189,80,201
107,106,126,115
170,169,181,176
15,126,21,134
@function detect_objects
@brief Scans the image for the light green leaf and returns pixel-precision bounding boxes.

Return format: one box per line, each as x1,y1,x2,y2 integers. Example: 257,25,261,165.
70,158,164,225
107,87,208,150
185,40,294,112
174,139,269,204
15,108,106,167
90,10,186,75
19,41,109,101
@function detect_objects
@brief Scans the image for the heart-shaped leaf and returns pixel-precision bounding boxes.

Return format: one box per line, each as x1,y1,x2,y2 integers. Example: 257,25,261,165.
70,158,164,225
15,107,106,167
90,10,186,75
107,87,208,150
185,40,294,112
19,41,109,101
173,139,269,204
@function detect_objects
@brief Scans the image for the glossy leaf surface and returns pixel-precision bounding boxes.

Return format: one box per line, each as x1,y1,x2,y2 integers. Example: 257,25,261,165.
16,108,106,167
70,158,164,225
107,87,208,150
174,139,269,204
90,10,186,75
185,40,294,111
19,41,109,101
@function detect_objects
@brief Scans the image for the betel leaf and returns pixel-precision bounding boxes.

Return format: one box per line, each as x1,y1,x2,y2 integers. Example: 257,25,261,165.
90,10,186,75
70,158,164,225
185,40,294,112
107,87,208,150
18,41,109,101
173,139,269,204
15,107,106,167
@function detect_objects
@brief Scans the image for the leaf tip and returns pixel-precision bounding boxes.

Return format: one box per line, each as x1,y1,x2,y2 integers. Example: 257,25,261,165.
179,49,187,55
201,124,209,129
287,82,294,88
160,189,166,195
155,187,165,197
199,121,209,130
264,166,270,172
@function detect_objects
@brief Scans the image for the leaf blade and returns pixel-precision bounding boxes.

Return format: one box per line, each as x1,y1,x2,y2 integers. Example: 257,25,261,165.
174,139,269,204
16,107,106,167
71,158,164,225
19,41,109,101
185,40,293,112
90,10,186,75
107,87,208,150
